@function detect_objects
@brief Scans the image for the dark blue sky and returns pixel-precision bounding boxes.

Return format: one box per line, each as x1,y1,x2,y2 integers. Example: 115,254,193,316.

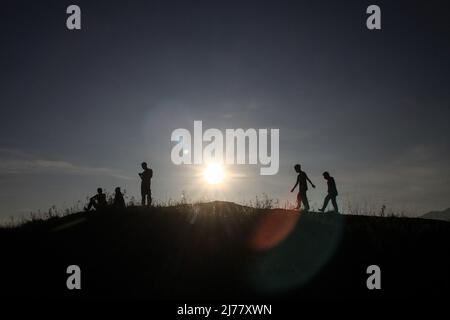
0,0,449,218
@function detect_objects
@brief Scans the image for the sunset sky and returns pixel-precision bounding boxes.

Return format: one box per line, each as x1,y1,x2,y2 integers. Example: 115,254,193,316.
0,0,449,219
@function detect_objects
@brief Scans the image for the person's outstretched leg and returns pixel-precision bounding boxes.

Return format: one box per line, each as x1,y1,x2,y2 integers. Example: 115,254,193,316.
85,199,95,211
141,190,146,206
319,195,331,212
296,192,301,209
302,191,310,211
331,196,339,213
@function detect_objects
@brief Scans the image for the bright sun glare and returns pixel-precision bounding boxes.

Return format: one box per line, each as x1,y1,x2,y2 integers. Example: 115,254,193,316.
203,163,225,185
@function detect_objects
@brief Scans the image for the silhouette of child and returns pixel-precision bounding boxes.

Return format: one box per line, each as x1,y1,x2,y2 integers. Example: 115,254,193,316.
85,188,107,211
139,162,153,206
291,164,315,211
318,171,339,213
113,187,126,209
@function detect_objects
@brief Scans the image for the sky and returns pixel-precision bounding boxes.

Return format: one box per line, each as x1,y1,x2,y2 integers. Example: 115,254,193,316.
0,0,449,219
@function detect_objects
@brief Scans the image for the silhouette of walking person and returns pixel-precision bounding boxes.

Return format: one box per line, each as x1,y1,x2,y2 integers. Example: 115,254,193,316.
139,162,153,206
319,171,339,213
84,188,108,211
113,187,126,209
291,164,315,211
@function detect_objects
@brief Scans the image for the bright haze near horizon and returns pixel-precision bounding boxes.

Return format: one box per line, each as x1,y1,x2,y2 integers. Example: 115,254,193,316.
0,0,449,219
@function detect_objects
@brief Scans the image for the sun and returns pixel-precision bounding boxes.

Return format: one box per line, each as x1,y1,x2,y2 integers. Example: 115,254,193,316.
203,163,225,185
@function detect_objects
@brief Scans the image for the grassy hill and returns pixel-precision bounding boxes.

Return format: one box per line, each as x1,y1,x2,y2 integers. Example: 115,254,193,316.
1,201,449,299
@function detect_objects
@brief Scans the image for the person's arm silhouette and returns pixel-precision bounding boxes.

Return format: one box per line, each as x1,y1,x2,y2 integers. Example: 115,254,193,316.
306,174,315,188
291,175,299,192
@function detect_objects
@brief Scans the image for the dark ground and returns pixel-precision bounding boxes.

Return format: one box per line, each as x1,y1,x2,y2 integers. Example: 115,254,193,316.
1,201,449,299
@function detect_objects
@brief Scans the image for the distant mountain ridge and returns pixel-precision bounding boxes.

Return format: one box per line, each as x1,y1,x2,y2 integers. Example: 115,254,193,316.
421,208,450,222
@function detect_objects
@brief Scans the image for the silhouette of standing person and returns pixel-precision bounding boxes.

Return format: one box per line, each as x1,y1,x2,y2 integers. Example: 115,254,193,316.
291,164,315,211
113,187,126,209
85,188,108,211
319,171,339,213
139,162,153,206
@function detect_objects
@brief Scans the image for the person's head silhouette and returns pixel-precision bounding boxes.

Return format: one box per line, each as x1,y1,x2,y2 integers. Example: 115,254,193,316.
97,188,103,194
294,164,301,173
323,171,330,180
141,162,148,170
115,187,121,194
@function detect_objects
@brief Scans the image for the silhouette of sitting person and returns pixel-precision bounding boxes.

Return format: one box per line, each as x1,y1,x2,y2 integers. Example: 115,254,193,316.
85,188,108,211
290,164,315,211
139,162,153,206
113,187,126,209
319,171,339,213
